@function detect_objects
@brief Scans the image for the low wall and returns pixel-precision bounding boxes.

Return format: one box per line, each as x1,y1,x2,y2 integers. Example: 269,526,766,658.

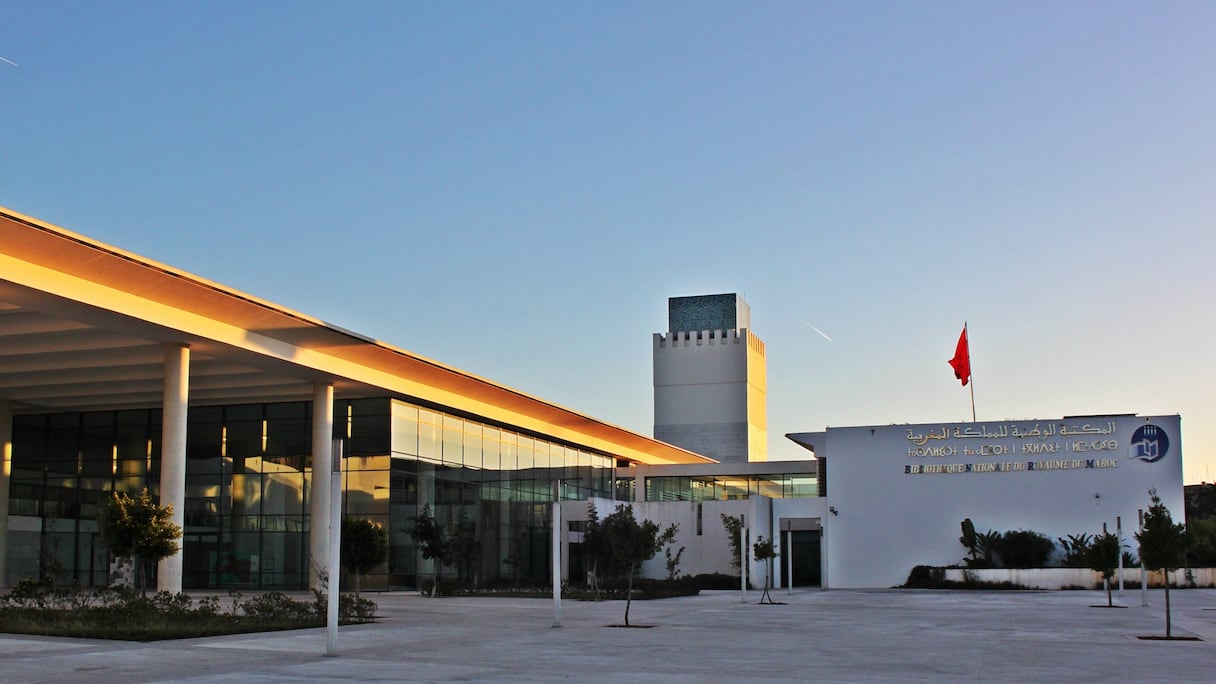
942,567,1216,589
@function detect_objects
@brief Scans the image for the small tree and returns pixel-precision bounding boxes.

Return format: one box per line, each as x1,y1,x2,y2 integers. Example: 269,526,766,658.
448,508,479,590
752,535,779,604
96,488,182,596
1136,489,1187,637
409,504,450,597
664,544,685,580
583,503,607,599
601,504,676,626
1087,531,1120,607
721,514,743,572
341,517,389,597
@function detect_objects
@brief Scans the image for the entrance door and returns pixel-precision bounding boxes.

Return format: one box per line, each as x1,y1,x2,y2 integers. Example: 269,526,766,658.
781,529,821,586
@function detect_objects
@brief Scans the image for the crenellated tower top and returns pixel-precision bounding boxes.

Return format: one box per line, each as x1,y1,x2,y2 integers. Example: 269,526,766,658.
653,293,767,463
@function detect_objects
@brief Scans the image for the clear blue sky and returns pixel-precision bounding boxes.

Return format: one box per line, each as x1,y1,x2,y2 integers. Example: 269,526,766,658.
3,2,1213,482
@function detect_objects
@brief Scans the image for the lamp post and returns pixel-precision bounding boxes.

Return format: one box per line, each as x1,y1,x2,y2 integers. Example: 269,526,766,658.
552,480,562,627
325,439,343,657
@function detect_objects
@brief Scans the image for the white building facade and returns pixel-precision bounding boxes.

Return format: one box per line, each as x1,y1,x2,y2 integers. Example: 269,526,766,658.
790,414,1184,587
597,414,1183,590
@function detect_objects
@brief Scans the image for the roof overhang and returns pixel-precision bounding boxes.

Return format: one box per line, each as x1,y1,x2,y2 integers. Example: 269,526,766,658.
0,205,714,466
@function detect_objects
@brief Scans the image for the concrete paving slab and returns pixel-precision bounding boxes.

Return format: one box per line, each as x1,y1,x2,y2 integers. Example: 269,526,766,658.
2,588,1214,683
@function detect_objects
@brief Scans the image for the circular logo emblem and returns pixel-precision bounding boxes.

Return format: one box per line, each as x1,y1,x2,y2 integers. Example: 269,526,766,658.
1129,424,1170,463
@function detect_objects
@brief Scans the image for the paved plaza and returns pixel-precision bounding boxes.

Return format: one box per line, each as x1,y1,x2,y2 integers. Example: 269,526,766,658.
1,588,1215,683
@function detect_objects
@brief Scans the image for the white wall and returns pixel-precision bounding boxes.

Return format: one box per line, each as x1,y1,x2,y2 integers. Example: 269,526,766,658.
806,415,1184,588
653,330,759,462
564,498,780,584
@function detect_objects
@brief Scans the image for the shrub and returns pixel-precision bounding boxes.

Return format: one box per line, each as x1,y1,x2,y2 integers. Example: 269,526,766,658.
902,565,1030,590
241,591,317,620
0,582,377,641
690,573,741,590
995,530,1055,568
905,565,946,588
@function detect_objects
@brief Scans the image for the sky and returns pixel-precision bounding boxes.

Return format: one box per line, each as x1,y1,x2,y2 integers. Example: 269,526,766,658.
2,2,1213,482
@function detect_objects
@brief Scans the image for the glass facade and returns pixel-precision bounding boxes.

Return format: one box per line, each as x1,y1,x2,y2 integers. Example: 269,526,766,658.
640,473,818,502
8,397,617,591
379,401,615,590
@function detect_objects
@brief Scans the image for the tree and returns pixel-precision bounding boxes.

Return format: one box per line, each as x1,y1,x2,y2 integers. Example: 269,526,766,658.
1086,531,1120,607
1059,533,1094,568
752,535,779,604
341,517,388,597
583,503,607,599
995,530,1054,568
1186,518,1216,567
975,530,1001,567
1136,489,1187,637
1185,482,1216,521
721,514,743,572
96,488,182,596
448,508,479,590
959,518,979,565
409,504,450,597
601,504,676,626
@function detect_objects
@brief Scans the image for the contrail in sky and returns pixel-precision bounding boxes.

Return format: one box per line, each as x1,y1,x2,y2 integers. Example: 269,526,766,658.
0,57,17,67
801,320,833,342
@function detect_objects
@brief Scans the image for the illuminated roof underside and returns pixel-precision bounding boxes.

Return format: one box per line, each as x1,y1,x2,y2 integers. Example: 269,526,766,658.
0,206,712,466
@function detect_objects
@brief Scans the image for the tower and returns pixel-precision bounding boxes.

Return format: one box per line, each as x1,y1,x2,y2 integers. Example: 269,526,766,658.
653,293,768,462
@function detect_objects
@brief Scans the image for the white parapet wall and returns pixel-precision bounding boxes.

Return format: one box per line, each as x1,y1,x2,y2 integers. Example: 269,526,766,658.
942,567,1216,589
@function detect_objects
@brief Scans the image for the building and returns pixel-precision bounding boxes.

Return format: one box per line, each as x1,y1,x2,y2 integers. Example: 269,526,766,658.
603,414,1184,590
0,205,713,592
788,415,1184,587
653,294,767,463
0,205,1186,593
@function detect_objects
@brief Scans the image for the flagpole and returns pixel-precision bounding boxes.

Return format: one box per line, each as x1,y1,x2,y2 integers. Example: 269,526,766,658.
966,322,976,422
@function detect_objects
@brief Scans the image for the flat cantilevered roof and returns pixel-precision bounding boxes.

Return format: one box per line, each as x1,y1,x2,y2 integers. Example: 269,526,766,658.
0,205,713,466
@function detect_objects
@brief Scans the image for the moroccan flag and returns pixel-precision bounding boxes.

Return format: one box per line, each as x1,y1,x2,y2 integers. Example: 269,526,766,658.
948,326,970,386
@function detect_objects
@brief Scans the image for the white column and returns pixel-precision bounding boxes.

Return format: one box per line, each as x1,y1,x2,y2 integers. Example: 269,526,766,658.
0,399,12,588
158,345,189,593
309,383,334,590
786,524,793,597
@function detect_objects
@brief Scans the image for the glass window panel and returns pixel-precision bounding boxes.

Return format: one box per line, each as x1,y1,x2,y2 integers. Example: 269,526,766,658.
188,420,223,461
391,402,419,456
481,432,500,471
349,410,390,456
225,420,263,460
224,404,263,422
228,473,262,517
11,415,47,469
46,414,80,475
418,418,441,463
263,470,305,516
463,426,482,470
517,438,534,472
499,433,517,471
266,402,307,420
442,427,463,466
265,417,308,457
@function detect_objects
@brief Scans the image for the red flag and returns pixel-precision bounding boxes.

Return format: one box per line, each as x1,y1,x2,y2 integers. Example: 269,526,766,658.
948,326,970,386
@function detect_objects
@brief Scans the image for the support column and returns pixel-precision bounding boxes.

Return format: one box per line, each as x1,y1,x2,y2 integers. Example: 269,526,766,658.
309,383,334,590
158,345,189,593
0,399,12,588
